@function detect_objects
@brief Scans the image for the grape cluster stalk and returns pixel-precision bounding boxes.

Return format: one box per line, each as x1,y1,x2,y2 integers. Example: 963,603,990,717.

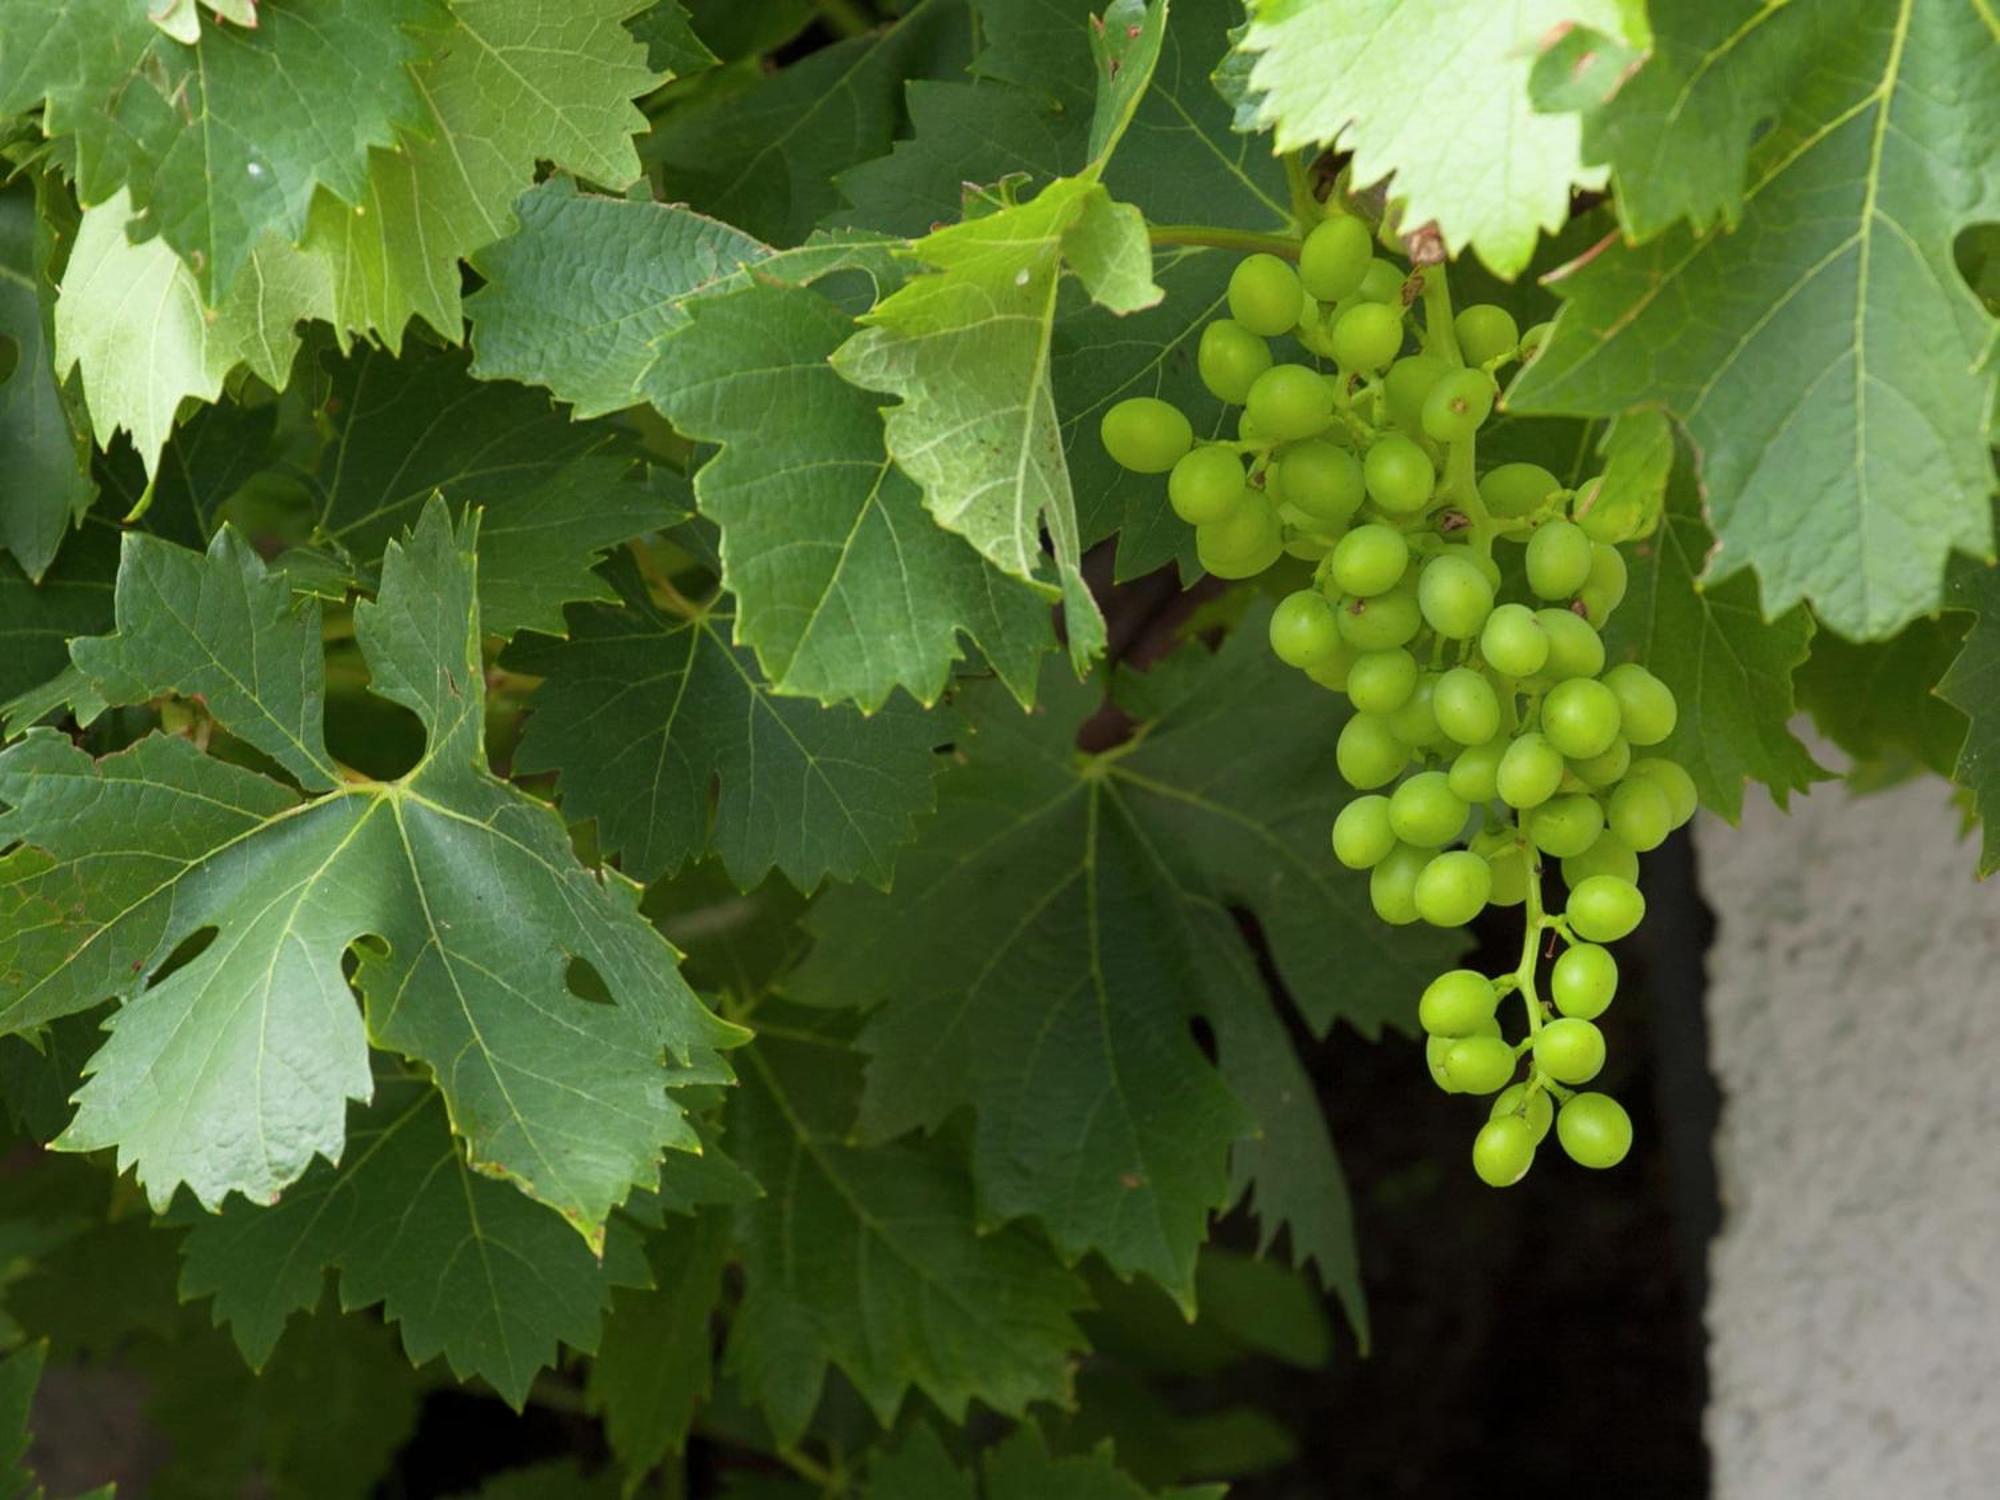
1100,216,1697,1187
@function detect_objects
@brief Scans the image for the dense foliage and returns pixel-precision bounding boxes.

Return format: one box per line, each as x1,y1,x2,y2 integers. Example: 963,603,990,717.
0,1,1991,1495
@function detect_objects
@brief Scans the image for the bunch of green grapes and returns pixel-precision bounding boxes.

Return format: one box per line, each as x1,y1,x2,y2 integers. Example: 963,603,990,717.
1100,215,1693,1189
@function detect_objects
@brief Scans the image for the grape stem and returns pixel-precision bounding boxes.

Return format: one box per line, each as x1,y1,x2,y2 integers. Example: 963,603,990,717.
1418,266,1464,365
1146,223,1301,259
1517,844,1549,1040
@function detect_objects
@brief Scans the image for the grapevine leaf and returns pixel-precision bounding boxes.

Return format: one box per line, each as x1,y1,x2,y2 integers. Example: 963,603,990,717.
724,1004,1089,1448
306,345,668,640
505,557,946,891
794,617,1456,1304
1599,439,1825,819
870,1426,976,1500
1511,1,2000,638
1234,0,1648,278
0,501,740,1234
0,0,441,298
175,1085,649,1408
1795,615,1970,783
0,185,92,580
1940,557,2000,875
628,3,719,77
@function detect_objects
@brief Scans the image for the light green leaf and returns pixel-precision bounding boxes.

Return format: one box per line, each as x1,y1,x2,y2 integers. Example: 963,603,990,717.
0,502,740,1235
1940,557,2000,875
0,184,92,580
1511,0,2000,638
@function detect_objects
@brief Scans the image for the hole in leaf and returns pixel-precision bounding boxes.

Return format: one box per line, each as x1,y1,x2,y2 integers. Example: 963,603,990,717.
564,956,615,1008
145,926,218,989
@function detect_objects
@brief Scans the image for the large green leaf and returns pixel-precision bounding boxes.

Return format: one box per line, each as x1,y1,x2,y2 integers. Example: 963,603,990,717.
506,557,945,891
1796,615,1970,783
0,184,92,580
0,502,740,1237
724,1005,1089,1448
1940,558,2000,875
1512,0,2000,638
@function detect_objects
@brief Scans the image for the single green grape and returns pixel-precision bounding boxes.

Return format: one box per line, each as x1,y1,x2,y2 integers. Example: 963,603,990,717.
1100,397,1193,473
1383,354,1451,434
1386,674,1444,748
1561,832,1640,889
1359,258,1405,304
1443,1034,1517,1096
1541,678,1623,760
1518,320,1555,362
1420,367,1496,443
1479,461,1562,519
1433,667,1502,747
1363,435,1433,514
1551,942,1618,1020
1329,523,1410,597
1602,663,1678,746
1607,776,1673,853
1389,771,1467,848
1347,648,1420,715
1370,841,1429,925
1454,304,1521,367
1480,603,1549,678
1195,492,1283,579
1267,590,1342,668
1526,519,1593,600
1487,845,1531,908
1337,590,1423,651
1299,215,1373,302
1337,713,1409,790
1497,732,1565,809
1569,735,1631,789
1246,363,1334,442
1416,850,1491,927
1197,319,1274,405
1448,739,1507,803
1420,969,1499,1037
1305,642,1357,692
1534,1017,1606,1085
1626,758,1698,829
1534,608,1607,681
1528,794,1606,859
1228,253,1304,337
1331,794,1397,870
1472,1115,1537,1187
1557,1092,1633,1168
1491,1082,1555,1143
1566,875,1645,943
1332,301,1405,371
1270,440,1364,524
1167,445,1247,524
1417,555,1494,640
1580,542,1629,624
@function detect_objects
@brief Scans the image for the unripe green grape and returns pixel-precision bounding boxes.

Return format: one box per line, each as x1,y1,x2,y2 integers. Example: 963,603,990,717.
1167,445,1247,524
1246,363,1334,442
1304,639,1358,691
1529,793,1605,859
1331,794,1397,870
1487,845,1531,907
1443,1034,1516,1095
1557,1092,1633,1168
1268,590,1342,668
1607,776,1673,853
1627,757,1698,828
1196,492,1283,579
1236,408,1266,444
1479,462,1561,519
1454,304,1521,367
1551,942,1618,1020
1359,258,1404,304
1416,850,1491,927
1427,1034,1461,1093
1363,435,1433,514
1491,1082,1555,1143
1602,663,1678,746
1472,1114,1537,1187
1387,674,1444,748
1541,678,1622,759
1418,555,1494,640
1480,603,1549,678
1337,713,1408,790
1570,735,1631,789
1580,542,1629,624
1566,875,1645,943
1383,354,1451,434
1498,732,1565,809
1534,1017,1606,1084
1534,608,1606,680
1420,969,1499,1037
1270,440,1364,524
1338,590,1423,651
1370,841,1429,925
1448,739,1506,803
1227,253,1304,337
1389,771,1467,848
1518,320,1555,362
1329,523,1410,597
1347,648,1420,715
1561,832,1640,889
1299,215,1373,302
1100,397,1193,473
1197,319,1274,405
1433,667,1502,747
1420,367,1496,443
1526,519,1593,600
1331,301,1405,371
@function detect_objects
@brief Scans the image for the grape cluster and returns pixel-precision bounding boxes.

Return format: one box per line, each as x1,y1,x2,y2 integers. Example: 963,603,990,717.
1100,216,1697,1188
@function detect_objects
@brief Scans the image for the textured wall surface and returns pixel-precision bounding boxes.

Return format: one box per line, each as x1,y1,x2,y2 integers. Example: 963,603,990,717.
1698,771,2000,1499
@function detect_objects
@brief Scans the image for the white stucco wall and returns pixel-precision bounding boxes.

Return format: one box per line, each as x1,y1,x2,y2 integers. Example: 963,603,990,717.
1698,767,2000,1498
